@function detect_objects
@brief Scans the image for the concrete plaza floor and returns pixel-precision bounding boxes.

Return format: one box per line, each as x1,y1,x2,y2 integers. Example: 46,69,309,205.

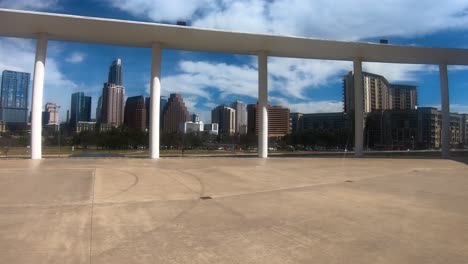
0,157,467,264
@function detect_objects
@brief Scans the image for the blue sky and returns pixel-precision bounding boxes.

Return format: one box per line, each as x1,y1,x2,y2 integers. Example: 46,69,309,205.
0,0,467,122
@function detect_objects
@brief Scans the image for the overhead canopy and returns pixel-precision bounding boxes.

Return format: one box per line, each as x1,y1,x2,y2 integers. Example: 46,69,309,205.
1,8,468,65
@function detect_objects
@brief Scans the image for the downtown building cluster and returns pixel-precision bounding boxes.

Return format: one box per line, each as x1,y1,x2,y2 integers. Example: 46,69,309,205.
67,59,179,134
0,70,60,133
290,71,468,150
207,102,290,139
64,58,291,139
2,62,465,150
178,99,291,139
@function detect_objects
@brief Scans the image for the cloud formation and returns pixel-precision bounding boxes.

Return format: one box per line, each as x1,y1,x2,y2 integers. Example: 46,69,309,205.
271,97,344,114
0,0,58,10
107,0,468,40
66,52,86,64
107,0,468,116
159,57,438,116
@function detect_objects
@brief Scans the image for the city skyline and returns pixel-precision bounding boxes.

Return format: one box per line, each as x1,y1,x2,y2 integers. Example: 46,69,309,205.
0,1,467,124
0,64,464,127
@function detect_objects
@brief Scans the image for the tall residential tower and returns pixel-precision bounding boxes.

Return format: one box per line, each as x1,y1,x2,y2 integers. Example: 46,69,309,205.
343,71,418,113
247,103,290,137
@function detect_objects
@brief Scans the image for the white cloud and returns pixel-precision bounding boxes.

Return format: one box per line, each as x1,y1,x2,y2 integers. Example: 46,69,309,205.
451,104,468,114
449,65,468,71
192,0,271,34
268,58,351,98
105,0,468,119
270,97,343,114
159,57,442,114
182,95,198,112
431,104,468,114
66,52,86,64
162,58,350,101
163,57,440,97
107,0,215,22
0,0,58,10
363,62,437,82
107,0,468,112
107,0,468,41
161,60,258,99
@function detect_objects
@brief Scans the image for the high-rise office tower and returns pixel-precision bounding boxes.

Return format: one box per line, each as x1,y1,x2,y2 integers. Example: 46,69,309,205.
160,96,167,113
70,92,91,127
343,71,418,113
108,58,122,85
247,103,290,137
43,102,59,125
101,59,125,127
162,93,190,133
212,105,236,137
101,83,125,127
231,100,248,134
145,96,167,130
0,70,30,123
124,95,146,131
96,96,102,124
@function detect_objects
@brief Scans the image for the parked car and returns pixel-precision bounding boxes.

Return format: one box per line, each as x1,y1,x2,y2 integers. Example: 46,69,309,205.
285,145,295,151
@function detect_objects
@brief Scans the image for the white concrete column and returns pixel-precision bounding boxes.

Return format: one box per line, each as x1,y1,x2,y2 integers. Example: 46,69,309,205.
439,64,450,159
150,43,162,159
353,59,364,157
31,34,48,160
258,51,268,158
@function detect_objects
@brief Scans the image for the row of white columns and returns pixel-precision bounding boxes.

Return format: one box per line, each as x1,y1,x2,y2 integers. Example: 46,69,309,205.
29,36,451,160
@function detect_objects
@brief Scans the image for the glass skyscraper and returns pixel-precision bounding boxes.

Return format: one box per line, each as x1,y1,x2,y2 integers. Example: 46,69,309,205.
96,95,102,123
0,70,30,123
70,92,91,127
108,58,122,85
